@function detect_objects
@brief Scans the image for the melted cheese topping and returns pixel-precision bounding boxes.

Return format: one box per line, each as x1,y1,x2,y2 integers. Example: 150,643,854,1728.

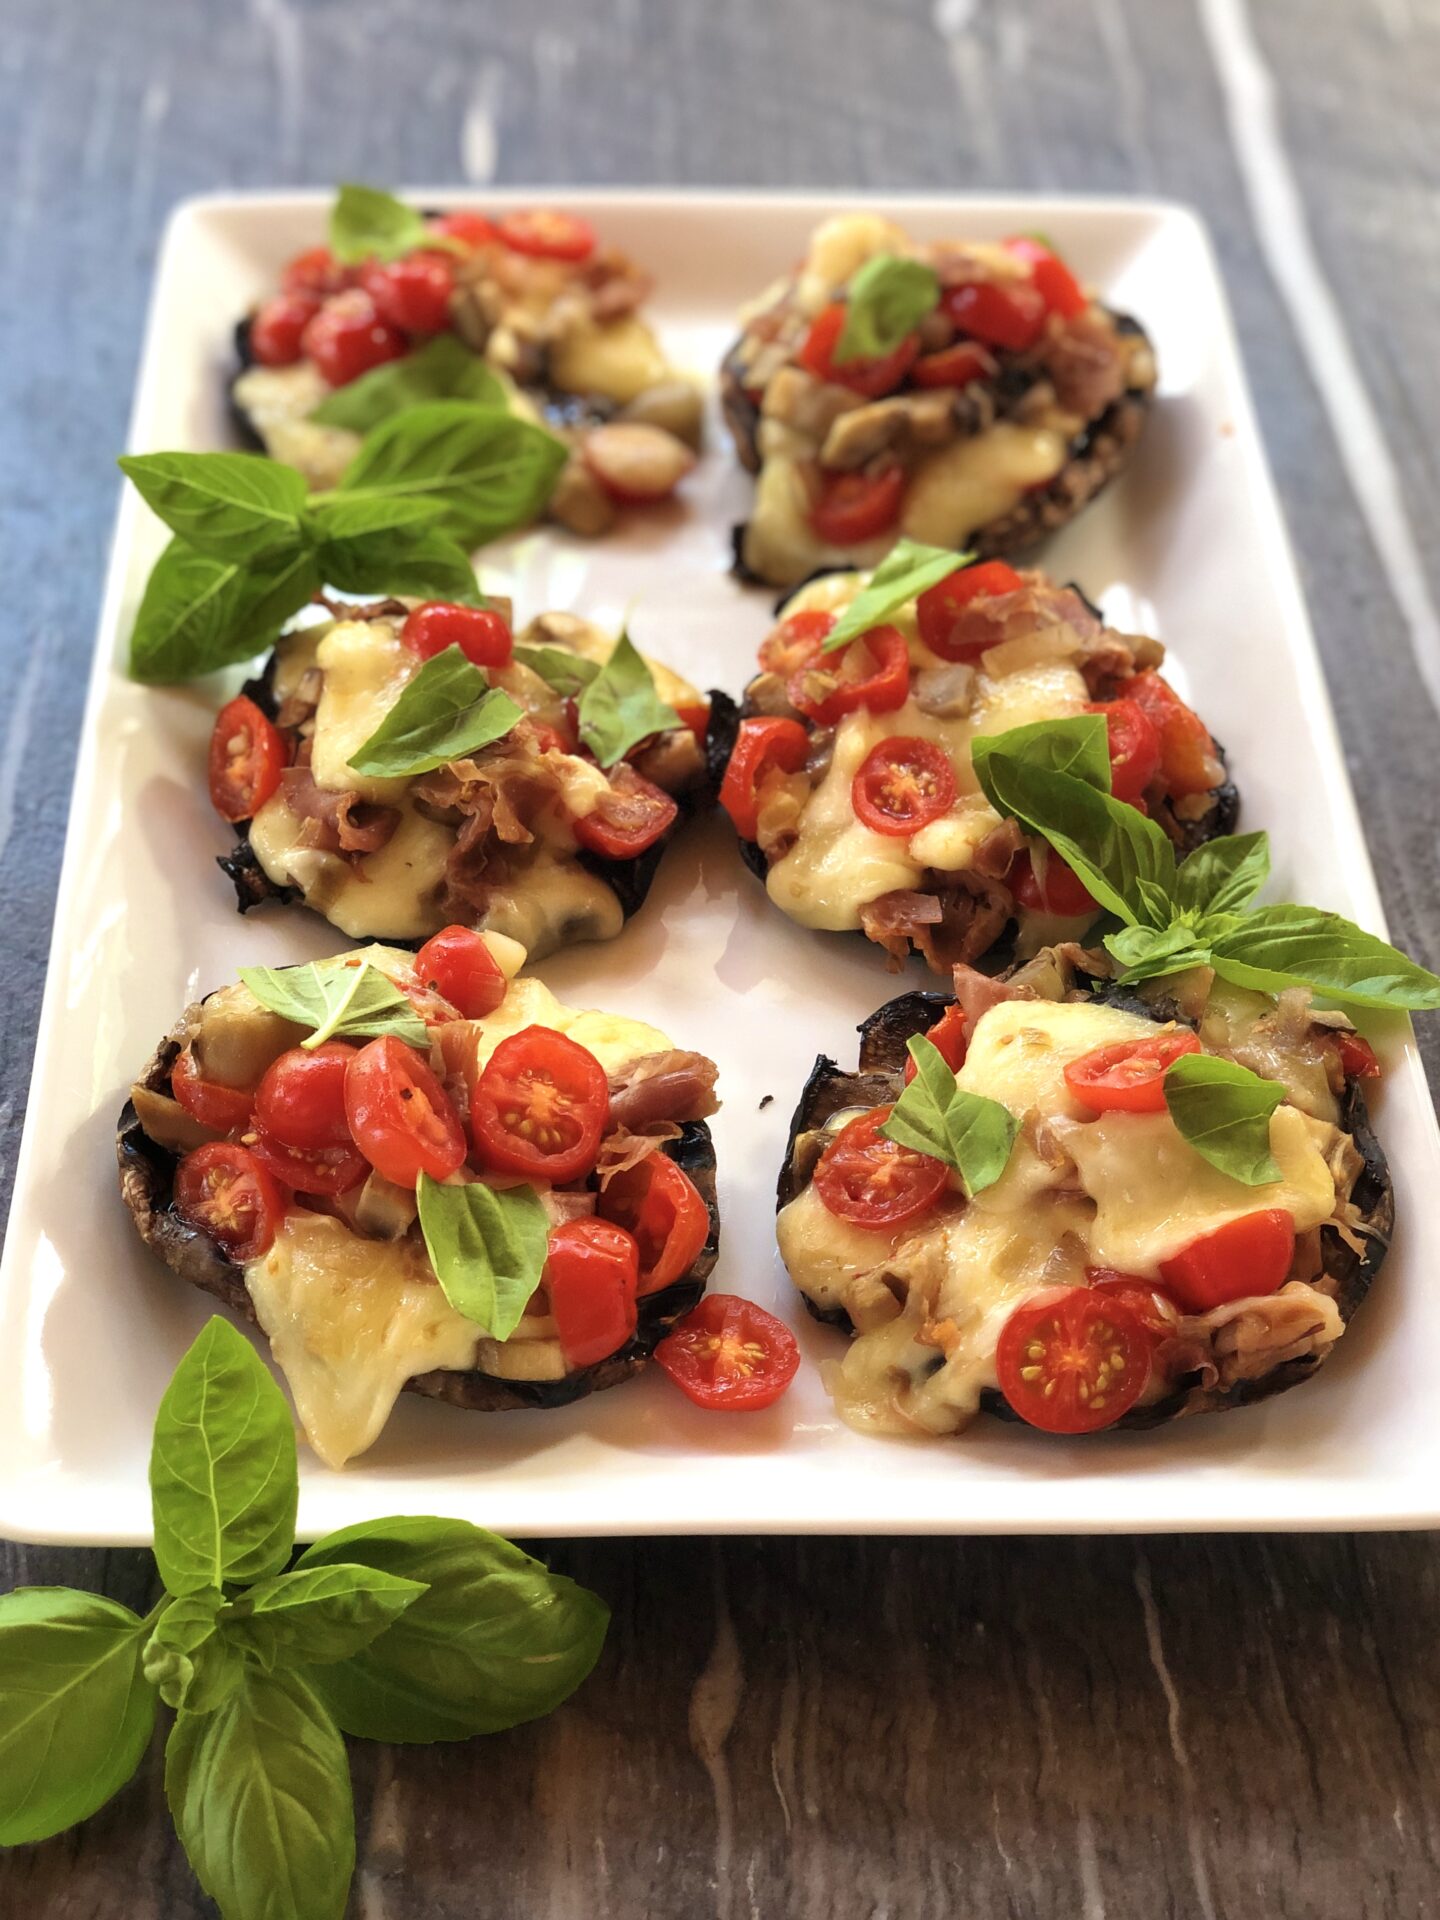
231,363,362,490
438,976,672,1084
548,313,672,404
898,424,1068,549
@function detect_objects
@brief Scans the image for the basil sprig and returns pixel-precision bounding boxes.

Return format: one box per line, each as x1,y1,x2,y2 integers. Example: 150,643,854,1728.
309,333,507,432
416,1173,550,1342
1162,1054,1284,1185
576,631,682,766
821,538,974,652
835,253,941,362
329,182,464,266
0,1318,609,1916
512,643,602,697
349,646,522,777
238,958,431,1050
879,1034,1019,1197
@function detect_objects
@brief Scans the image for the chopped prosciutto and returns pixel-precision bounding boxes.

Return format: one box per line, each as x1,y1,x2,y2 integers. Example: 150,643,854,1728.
279,768,400,855
606,1049,720,1131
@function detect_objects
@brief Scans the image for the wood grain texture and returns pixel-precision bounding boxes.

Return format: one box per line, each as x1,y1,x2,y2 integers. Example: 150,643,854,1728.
4,0,1440,1914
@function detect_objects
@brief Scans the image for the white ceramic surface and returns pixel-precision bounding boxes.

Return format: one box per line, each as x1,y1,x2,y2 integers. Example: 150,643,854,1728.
2,190,1435,1543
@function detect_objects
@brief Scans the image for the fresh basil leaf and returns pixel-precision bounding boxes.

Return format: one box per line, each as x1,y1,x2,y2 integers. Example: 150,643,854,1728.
150,1317,298,1599
119,452,309,562
296,1517,609,1742
310,334,507,432
822,537,971,653
416,1174,549,1342
575,630,681,766
976,712,1112,790
879,1035,1019,1198
302,491,451,541
347,647,521,778
238,958,431,1050
1163,1053,1285,1185
128,537,320,684
337,401,568,548
166,1665,354,1920
835,253,940,362
1105,920,1214,983
224,1564,427,1672
1175,831,1271,916
1206,904,1440,1011
315,523,482,605
511,643,601,697
330,181,434,265
143,1590,242,1714
0,1589,156,1845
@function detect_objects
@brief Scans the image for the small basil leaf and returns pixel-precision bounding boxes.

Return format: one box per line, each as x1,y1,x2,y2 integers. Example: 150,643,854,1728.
822,537,971,653
330,181,436,265
314,524,482,605
416,1174,549,1342
127,537,321,684
1163,1053,1285,1185
976,712,1112,790
238,958,431,1050
310,334,507,431
337,401,568,548
166,1665,354,1920
879,1035,1019,1198
118,452,309,562
1175,831,1271,916
150,1317,298,1599
224,1564,427,1671
575,631,681,766
835,254,940,361
511,643,601,697
295,1517,609,1742
347,646,522,778
143,1590,243,1714
0,1589,156,1845
1206,904,1440,1011
1105,920,1214,983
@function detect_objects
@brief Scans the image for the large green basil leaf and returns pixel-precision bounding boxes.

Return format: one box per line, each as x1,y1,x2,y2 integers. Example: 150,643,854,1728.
336,401,567,548
309,334,507,432
118,452,308,562
1207,904,1440,1010
415,1174,549,1342
346,646,521,778
879,1035,1018,1197
237,958,431,1050
1163,1053,1284,1185
127,538,320,684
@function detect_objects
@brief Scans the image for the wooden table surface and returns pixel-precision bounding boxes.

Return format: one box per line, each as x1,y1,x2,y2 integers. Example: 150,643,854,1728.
5,0,1440,1913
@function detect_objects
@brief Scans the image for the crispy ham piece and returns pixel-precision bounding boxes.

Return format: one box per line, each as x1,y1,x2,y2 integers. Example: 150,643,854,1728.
279,768,400,856
606,1049,720,1131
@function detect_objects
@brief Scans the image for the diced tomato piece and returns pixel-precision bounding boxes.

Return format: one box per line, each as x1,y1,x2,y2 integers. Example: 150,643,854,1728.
759,608,836,678
1086,697,1161,806
1007,849,1098,918
1062,1029,1203,1115
401,601,513,668
497,209,595,261
255,1043,357,1151
1127,672,1222,798
813,1107,949,1230
344,1036,467,1190
911,340,997,389
572,766,678,860
787,624,910,727
470,1026,609,1184
170,1050,256,1134
208,696,286,824
807,463,906,546
174,1142,285,1261
675,700,711,745
903,1003,968,1084
544,1219,639,1368
1005,237,1088,319
1159,1210,1296,1311
250,292,322,366
360,252,455,334
429,211,498,250
1337,1032,1381,1080
719,717,811,841
915,562,1024,662
944,278,1046,352
301,289,408,386
1086,1267,1181,1341
415,927,508,1020
797,302,921,399
282,246,351,297
995,1285,1149,1433
598,1152,710,1296
654,1294,800,1411
851,736,956,836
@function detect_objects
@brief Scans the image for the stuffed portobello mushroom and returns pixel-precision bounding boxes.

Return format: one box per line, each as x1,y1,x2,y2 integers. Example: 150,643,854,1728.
776,948,1392,1440
211,598,713,961
234,192,701,534
118,938,721,1468
722,214,1156,588
713,558,1236,973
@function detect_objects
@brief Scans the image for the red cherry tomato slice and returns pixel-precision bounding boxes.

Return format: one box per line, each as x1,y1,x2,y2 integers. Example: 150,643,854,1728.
282,246,350,297
544,1218,639,1368
344,1036,467,1190
572,766,678,860
915,561,1024,662
401,601,513,668
675,700,711,745
995,1285,1150,1433
1062,1029,1203,1114
498,209,595,261
209,696,286,824
1337,1032,1381,1080
1127,672,1221,798
246,1120,369,1198
301,289,408,386
470,1026,609,1184
250,292,322,366
254,1042,357,1151
807,463,906,546
429,211,498,250
852,736,956,836
654,1294,800,1412
759,607,835,678
415,927,507,1020
598,1152,711,1297
813,1107,949,1231
170,1050,256,1133
798,302,921,399
1007,849,1098,918
1004,237,1089,319
1086,697,1161,806
1086,1267,1181,1341
943,278,1047,352
911,340,998,389
719,716,811,841
174,1142,285,1261
360,252,455,334
787,624,910,727
1159,1210,1297,1312
903,1003,969,1084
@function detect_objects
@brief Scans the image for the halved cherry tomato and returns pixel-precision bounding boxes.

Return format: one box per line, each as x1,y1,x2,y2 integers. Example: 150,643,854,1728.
415,926,507,1020
759,607,835,678
470,1026,609,1184
361,252,455,334
1337,1032,1382,1080
246,1121,369,1198
1005,237,1088,319
852,736,956,836
282,246,350,297
787,624,910,726
813,1106,949,1230
1127,672,1221,798
720,717,811,841
498,209,595,261
654,1294,800,1411
401,601,513,668
544,1218,639,1368
798,302,921,399
1086,697,1161,806
598,1152,710,1297
572,766,678,859
915,561,1024,662
250,292,322,366
208,696,286,824
807,463,906,545
174,1142,285,1261
995,1285,1149,1433
344,1036,467,1190
301,289,408,386
944,278,1046,352
429,210,498,250
1086,1267,1180,1341
911,340,997,389
903,1003,968,1084
1159,1210,1296,1312
1063,1029,1202,1114
254,1043,357,1151
170,1049,255,1133
1007,849,1098,918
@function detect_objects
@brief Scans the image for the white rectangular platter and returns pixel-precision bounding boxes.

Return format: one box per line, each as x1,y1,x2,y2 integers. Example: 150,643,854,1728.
3,190,1438,1542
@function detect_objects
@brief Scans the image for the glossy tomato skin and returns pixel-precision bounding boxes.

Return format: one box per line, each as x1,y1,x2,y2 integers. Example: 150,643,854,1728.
798,303,921,399
1337,1032,1381,1080
250,292,322,366
1004,237,1088,319
915,562,1023,662
1127,672,1220,797
654,1294,800,1411
597,1152,710,1296
174,1142,285,1262
1086,1267,1181,1341
903,1003,969,1084
301,289,407,386
852,736,956,836
429,211,498,250
1087,697,1161,806
1007,849,1098,918
807,463,906,545
911,340,997,389
246,1121,369,1198
171,1050,256,1133
995,1285,1150,1433
572,767,679,859
788,624,910,726
282,246,350,297
944,278,1046,351
415,927,507,1020
813,1107,950,1230
209,696,286,824
544,1219,639,1368
759,608,835,678
1159,1210,1296,1311
498,209,595,261
1062,1029,1202,1115
720,717,811,841
344,1036,467,1190
254,1043,357,1151
401,601,513,668
361,252,455,334
470,1026,609,1184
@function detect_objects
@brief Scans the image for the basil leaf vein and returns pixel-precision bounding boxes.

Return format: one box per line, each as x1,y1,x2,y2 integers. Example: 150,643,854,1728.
348,646,522,777
879,1035,1018,1198
336,401,568,547
1163,1053,1285,1185
835,254,940,362
118,451,308,562
238,958,431,1050
575,631,681,766
416,1174,549,1342
225,1564,427,1671
822,537,972,653
1206,903,1440,1011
